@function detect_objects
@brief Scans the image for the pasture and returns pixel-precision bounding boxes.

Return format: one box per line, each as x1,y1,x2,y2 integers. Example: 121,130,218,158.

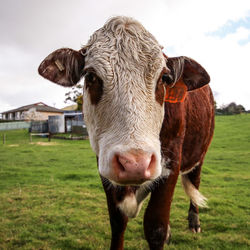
0,114,250,249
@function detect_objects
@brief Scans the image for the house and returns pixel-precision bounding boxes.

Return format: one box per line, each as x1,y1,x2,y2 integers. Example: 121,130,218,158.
1,102,64,121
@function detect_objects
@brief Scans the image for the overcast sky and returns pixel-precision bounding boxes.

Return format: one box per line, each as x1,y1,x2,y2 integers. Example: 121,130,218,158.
1,0,250,113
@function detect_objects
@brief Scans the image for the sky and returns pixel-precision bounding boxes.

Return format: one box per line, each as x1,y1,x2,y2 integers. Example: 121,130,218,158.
0,0,250,113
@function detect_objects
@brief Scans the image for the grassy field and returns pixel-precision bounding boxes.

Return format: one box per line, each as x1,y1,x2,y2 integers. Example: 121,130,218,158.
0,114,249,250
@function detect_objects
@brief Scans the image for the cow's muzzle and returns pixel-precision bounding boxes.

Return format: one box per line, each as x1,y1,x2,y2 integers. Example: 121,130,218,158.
111,149,157,185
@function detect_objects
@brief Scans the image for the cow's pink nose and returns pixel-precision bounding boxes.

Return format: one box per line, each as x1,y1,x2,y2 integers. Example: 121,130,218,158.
112,151,156,185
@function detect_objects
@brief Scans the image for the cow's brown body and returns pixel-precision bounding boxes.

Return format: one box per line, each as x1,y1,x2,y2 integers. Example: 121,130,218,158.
101,85,214,250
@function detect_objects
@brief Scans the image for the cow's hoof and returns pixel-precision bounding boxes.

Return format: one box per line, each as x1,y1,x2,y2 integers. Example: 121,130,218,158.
165,224,171,245
190,225,201,233
188,210,201,233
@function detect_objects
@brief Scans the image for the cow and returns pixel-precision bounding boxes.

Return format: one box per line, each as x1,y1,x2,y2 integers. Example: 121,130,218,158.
38,16,214,250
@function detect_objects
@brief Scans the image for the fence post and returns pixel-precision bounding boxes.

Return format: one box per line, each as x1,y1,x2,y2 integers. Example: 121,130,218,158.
3,134,6,144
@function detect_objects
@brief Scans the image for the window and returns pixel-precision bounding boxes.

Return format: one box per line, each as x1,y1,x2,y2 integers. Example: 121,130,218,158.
16,112,20,120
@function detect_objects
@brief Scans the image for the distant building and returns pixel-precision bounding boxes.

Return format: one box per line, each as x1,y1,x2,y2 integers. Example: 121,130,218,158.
1,102,64,121
62,104,84,132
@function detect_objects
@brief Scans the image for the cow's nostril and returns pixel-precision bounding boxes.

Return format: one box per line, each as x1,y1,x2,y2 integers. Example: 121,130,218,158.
148,154,156,171
117,155,126,172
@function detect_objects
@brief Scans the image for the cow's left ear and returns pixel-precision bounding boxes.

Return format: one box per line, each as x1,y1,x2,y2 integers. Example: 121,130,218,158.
38,48,85,87
166,56,210,91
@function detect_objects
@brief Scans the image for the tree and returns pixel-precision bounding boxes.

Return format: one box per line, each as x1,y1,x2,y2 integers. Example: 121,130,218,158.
227,102,237,114
216,102,246,115
214,100,217,110
236,104,245,114
64,83,83,111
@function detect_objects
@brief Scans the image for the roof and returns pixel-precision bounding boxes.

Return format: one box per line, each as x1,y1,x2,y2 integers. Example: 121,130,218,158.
61,104,78,111
64,112,82,117
1,102,64,114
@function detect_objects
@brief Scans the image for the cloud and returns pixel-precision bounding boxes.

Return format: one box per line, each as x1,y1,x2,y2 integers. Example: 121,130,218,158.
206,27,250,108
208,16,250,39
0,0,250,113
143,0,250,109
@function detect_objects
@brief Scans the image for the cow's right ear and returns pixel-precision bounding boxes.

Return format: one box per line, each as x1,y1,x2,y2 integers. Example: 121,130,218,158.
38,48,85,87
166,56,210,91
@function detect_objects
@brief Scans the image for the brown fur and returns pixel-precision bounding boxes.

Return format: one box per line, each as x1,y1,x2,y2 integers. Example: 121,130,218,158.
84,70,104,105
155,71,166,105
102,85,214,249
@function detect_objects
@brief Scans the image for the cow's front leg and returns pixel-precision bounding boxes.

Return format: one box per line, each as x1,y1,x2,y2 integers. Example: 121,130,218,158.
108,200,128,250
101,176,128,250
143,166,179,250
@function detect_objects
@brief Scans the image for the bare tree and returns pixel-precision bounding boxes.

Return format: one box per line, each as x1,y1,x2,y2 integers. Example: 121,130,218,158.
65,83,83,111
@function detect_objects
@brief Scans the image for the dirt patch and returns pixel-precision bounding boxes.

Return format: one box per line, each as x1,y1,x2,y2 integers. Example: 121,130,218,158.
30,142,58,146
8,144,19,147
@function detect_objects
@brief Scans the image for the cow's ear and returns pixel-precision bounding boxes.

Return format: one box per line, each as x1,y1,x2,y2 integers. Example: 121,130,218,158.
166,56,210,91
38,48,85,87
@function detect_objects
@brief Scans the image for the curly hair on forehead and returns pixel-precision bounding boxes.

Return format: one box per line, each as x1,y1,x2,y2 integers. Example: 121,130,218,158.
83,16,164,83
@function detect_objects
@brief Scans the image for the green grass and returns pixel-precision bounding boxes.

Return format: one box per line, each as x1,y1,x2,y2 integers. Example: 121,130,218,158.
0,114,250,249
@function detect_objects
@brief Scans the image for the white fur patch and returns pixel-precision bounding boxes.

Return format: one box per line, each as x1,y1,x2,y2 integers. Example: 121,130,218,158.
118,194,141,218
118,185,150,218
165,158,171,165
161,167,171,178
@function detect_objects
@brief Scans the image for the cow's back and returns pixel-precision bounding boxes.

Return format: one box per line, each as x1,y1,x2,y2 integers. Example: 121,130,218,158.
181,86,214,172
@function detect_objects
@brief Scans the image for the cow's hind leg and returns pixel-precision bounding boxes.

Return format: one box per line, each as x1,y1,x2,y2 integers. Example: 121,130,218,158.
181,163,207,233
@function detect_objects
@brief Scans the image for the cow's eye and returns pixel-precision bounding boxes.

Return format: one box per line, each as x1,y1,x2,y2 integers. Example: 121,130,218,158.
84,70,104,105
162,74,173,85
85,72,98,89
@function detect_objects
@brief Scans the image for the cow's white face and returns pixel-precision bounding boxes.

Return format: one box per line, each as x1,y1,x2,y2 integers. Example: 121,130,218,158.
38,16,210,186
83,17,166,185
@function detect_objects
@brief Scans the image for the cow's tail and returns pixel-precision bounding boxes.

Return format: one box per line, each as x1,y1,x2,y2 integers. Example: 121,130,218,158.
181,175,208,207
